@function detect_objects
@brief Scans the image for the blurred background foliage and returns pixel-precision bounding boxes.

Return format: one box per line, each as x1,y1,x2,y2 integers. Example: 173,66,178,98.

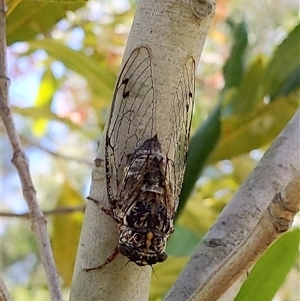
2,0,299,300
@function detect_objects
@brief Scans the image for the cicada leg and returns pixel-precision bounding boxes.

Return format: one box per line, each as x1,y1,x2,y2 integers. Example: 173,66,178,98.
87,196,113,217
84,246,119,272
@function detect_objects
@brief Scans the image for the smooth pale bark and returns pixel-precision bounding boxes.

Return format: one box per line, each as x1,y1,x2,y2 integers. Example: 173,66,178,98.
165,111,300,301
70,0,216,300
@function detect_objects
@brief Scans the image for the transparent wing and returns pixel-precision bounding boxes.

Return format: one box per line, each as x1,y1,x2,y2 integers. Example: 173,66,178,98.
167,56,195,214
105,46,155,203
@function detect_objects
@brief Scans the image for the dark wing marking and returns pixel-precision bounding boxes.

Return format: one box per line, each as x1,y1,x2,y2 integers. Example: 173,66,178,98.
105,46,155,217
167,56,195,216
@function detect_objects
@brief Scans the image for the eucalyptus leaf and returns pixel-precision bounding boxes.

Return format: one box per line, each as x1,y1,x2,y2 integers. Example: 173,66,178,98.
52,181,85,287
209,93,298,162
178,104,221,214
32,68,59,136
262,23,300,99
223,20,248,90
6,0,87,45
13,106,83,132
235,229,300,301
29,39,115,99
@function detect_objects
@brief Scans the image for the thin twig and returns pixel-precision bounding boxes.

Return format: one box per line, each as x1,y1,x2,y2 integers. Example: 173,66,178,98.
0,2,63,301
0,278,12,301
0,205,86,218
20,135,94,166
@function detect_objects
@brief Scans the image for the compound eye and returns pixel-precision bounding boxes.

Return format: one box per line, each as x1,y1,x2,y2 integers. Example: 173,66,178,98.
157,252,168,263
119,245,132,257
155,237,163,245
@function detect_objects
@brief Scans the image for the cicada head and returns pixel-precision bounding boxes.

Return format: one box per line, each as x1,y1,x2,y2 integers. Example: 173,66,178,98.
118,227,169,266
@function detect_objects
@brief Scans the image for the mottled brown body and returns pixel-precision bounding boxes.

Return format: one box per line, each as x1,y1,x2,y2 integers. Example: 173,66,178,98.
110,135,175,265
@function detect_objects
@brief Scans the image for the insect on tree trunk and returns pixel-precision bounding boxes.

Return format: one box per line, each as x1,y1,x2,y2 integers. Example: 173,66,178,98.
70,1,216,300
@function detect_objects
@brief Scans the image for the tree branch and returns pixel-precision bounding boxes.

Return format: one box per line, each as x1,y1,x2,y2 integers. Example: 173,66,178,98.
0,278,12,301
165,110,300,301
19,135,93,166
218,172,300,301
0,205,86,218
0,3,62,301
70,0,217,300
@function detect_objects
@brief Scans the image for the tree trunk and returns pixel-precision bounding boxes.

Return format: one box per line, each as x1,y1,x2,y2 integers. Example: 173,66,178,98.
70,1,216,300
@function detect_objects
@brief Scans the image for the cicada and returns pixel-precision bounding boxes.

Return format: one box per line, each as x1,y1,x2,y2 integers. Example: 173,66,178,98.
89,45,195,269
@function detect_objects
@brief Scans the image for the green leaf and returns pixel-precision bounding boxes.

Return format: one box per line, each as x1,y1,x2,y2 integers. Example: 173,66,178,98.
279,66,300,97
34,68,57,108
178,104,221,214
28,39,115,99
32,118,48,137
13,106,83,132
150,256,188,301
209,92,299,162
235,229,300,301
223,20,248,90
224,57,265,117
6,0,87,45
262,23,300,99
32,68,58,137
52,181,85,287
212,24,300,162
166,225,202,257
